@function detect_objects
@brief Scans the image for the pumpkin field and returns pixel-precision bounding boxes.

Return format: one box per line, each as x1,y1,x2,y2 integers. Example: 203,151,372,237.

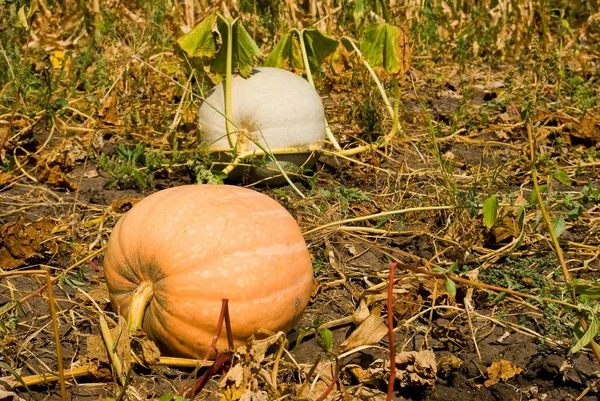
2,0,600,400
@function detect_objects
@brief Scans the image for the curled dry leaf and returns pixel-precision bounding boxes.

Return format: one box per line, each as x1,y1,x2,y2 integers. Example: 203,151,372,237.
394,350,437,387
110,316,132,377
344,363,386,387
111,197,143,213
38,165,78,191
484,359,523,388
297,361,336,400
437,353,463,376
131,332,161,365
0,390,27,401
0,217,56,270
220,331,286,400
338,306,388,352
0,171,14,187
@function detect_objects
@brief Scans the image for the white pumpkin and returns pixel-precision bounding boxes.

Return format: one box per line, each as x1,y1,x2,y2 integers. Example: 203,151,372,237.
198,67,326,184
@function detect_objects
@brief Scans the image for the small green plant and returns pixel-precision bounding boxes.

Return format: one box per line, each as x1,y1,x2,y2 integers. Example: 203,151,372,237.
320,185,370,213
98,144,156,189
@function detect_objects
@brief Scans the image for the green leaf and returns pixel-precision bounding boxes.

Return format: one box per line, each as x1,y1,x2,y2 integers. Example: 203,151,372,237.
317,328,333,353
264,32,303,70
175,13,219,60
516,207,525,229
482,194,498,228
295,328,308,349
554,169,572,186
352,0,365,31
175,14,261,82
568,205,583,220
375,215,389,228
359,22,410,75
447,263,459,274
264,29,337,75
233,22,262,78
551,216,566,238
571,313,599,354
570,279,600,301
445,278,456,296
17,6,29,30
529,185,546,205
302,29,338,74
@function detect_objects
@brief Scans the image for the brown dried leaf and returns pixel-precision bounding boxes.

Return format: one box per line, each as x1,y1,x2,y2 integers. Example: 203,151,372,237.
236,330,285,365
572,113,600,142
338,307,388,352
86,334,110,364
75,284,110,306
38,165,78,191
298,361,335,400
0,390,27,401
438,353,463,376
344,363,385,387
492,215,519,243
111,197,143,212
0,217,56,270
132,334,161,365
110,316,131,377
394,350,437,387
484,359,523,388
0,172,14,187
352,298,370,324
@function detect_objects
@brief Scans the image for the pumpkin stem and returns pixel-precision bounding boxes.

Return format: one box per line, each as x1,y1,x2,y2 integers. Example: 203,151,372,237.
127,281,154,332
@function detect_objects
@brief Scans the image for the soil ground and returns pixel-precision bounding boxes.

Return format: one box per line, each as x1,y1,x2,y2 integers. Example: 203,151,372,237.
1,1,600,400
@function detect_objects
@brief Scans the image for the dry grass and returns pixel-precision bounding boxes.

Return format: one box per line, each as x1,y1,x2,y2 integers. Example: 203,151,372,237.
1,0,600,400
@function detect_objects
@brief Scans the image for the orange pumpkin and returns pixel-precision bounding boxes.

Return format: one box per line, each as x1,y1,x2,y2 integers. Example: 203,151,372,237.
103,185,313,358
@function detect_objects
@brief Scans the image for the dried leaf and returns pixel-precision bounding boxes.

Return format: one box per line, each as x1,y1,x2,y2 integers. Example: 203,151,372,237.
0,217,56,270
344,363,385,387
111,197,143,212
0,390,26,401
86,334,110,364
298,362,335,400
484,359,523,387
110,316,131,377
38,165,78,191
352,298,370,324
0,172,14,187
132,333,161,365
394,350,437,387
339,307,388,352
492,215,519,243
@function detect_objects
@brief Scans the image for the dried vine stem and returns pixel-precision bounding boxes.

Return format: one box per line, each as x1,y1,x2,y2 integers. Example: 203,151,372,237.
387,263,397,401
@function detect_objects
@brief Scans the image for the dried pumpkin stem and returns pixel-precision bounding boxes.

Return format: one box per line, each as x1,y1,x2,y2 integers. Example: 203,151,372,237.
127,281,154,332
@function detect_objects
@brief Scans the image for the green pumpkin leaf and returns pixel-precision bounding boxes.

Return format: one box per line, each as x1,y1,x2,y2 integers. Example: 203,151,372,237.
359,22,411,75
265,29,337,75
234,22,262,78
264,32,303,70
570,279,600,301
482,194,498,228
176,13,219,60
175,14,261,82
302,29,338,73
